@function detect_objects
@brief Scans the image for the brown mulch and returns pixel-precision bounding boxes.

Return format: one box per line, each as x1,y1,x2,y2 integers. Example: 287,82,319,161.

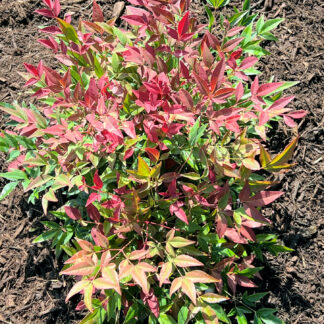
0,0,323,323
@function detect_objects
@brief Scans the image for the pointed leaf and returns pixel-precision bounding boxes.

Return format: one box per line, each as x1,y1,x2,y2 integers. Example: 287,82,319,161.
186,270,220,283
181,278,196,304
200,293,229,304
168,237,195,248
66,280,90,302
174,255,203,268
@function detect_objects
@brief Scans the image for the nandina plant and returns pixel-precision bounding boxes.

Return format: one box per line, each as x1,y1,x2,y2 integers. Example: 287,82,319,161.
0,0,307,323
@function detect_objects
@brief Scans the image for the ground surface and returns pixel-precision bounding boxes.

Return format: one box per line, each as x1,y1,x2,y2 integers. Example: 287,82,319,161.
0,0,323,323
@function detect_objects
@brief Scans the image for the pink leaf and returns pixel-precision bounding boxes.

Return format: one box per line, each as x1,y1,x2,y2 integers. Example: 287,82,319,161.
170,201,188,224
91,227,108,248
141,289,160,318
64,206,82,221
283,115,297,127
257,82,283,97
239,56,258,70
236,274,257,288
222,38,243,52
268,96,294,111
86,192,101,207
287,110,308,119
227,26,245,37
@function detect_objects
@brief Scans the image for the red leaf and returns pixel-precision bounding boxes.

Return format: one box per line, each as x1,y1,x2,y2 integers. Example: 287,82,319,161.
64,206,82,220
35,9,55,18
210,57,225,93
257,82,283,96
124,148,135,160
222,38,243,52
170,201,188,224
93,0,104,22
86,203,101,222
227,26,244,37
245,191,284,206
92,171,103,190
86,192,101,207
179,89,193,109
193,71,209,96
145,147,160,162
178,11,190,37
122,15,146,26
239,56,258,70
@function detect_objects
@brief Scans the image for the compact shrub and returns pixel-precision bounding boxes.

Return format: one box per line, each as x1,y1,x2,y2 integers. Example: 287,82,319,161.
0,0,307,323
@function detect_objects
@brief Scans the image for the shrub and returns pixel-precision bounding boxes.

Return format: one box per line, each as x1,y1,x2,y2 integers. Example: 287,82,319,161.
0,0,307,323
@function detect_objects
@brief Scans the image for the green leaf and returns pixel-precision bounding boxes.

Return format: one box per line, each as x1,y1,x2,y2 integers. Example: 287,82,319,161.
56,18,80,44
178,306,189,324
205,6,215,31
0,170,27,181
0,181,18,200
111,53,121,72
236,313,248,324
256,15,265,34
260,18,284,34
258,310,283,324
113,26,130,46
93,55,104,78
243,0,250,11
243,292,268,304
158,314,177,324
125,303,138,323
33,229,59,243
212,304,230,323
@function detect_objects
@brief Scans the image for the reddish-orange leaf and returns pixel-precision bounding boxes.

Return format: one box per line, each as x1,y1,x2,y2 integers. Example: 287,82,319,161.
186,270,220,283
65,280,90,302
159,262,173,287
170,277,182,296
174,255,203,268
145,147,160,163
119,260,133,280
60,258,95,276
132,266,149,294
181,278,197,304
137,262,157,273
77,239,94,253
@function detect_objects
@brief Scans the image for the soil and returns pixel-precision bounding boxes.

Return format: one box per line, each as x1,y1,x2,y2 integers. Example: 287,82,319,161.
0,0,323,323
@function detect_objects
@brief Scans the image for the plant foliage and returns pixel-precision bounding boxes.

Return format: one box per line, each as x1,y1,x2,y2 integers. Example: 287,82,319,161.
0,0,306,323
